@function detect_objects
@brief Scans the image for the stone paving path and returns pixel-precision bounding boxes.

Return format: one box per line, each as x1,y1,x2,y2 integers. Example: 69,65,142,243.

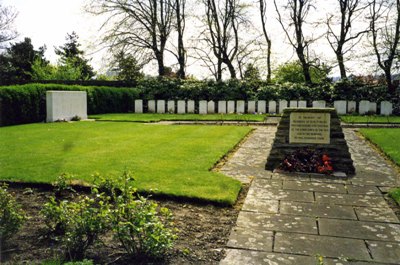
219,126,400,265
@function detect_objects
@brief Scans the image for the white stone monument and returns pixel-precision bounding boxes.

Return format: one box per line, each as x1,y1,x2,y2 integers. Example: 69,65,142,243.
134,99,143,113
46,91,87,122
148,100,156,113
199,100,207,114
347,101,356,113
236,100,245,113
187,100,195,113
334,100,347,115
207,101,215,114
227,100,235,113
157,100,165,114
177,100,186,114
289,100,298,108
279,100,288,114
167,100,175,113
359,100,370,115
312,100,326,108
257,100,266,113
248,101,256,113
218,101,227,114
380,101,393,116
369,102,377,114
298,100,307,108
267,101,275,114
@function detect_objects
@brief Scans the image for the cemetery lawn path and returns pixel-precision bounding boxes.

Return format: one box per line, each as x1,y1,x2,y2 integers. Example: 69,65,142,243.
89,113,267,122
0,122,251,205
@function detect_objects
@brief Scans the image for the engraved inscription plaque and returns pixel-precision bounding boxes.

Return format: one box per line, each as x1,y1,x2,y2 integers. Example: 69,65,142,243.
289,112,330,144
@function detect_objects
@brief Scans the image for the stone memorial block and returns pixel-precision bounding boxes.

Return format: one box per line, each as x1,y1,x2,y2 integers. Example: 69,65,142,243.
167,100,175,113
199,100,207,114
248,101,256,113
258,100,267,113
359,100,370,115
46,91,87,122
266,108,355,175
218,101,227,114
298,100,307,108
134,99,143,113
380,101,393,115
279,100,288,114
227,100,235,113
334,100,347,115
237,100,245,113
177,100,186,114
369,102,377,114
290,100,298,108
347,101,356,113
208,100,215,114
187,100,195,113
157,100,166,114
312,100,326,108
267,101,276,114
148,100,156,113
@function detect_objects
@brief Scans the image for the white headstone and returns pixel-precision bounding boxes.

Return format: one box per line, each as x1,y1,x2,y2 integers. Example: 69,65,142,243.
227,100,235,113
298,100,307,108
247,101,256,113
148,100,156,113
289,100,298,108
359,100,370,115
258,100,267,113
369,102,377,114
177,100,186,114
380,101,393,116
46,91,87,122
267,101,276,114
167,100,175,113
157,100,165,114
187,100,195,113
199,100,207,114
279,100,288,114
236,100,245,113
134,99,143,113
347,101,356,113
218,101,227,114
312,100,326,108
208,101,215,114
334,100,347,115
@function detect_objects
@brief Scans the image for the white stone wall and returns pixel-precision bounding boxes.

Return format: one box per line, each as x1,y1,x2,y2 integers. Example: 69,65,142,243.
46,91,87,122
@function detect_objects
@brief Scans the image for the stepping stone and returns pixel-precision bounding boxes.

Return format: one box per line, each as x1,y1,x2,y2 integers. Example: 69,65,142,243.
283,180,347,193
315,192,388,207
274,232,371,261
280,201,357,220
247,187,314,202
220,249,317,265
346,185,382,196
366,240,400,264
355,207,400,223
236,212,318,234
226,226,273,251
319,218,400,241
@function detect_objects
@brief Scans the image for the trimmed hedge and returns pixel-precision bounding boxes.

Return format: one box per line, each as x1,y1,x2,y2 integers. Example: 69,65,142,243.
0,78,396,126
0,84,140,126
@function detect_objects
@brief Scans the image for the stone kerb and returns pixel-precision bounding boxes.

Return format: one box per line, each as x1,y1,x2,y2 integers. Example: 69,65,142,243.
46,91,87,122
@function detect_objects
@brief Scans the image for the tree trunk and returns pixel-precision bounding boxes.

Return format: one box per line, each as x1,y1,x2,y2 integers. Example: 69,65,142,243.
384,69,396,94
336,48,347,79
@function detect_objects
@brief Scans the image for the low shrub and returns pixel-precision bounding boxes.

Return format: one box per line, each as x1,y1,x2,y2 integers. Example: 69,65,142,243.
0,184,26,245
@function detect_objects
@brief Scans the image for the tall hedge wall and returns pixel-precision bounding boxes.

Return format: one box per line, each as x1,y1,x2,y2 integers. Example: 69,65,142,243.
0,79,396,126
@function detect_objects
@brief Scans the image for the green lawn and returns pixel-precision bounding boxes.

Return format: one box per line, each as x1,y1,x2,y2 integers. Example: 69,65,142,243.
0,122,251,205
89,113,267,122
359,128,400,205
340,115,400,124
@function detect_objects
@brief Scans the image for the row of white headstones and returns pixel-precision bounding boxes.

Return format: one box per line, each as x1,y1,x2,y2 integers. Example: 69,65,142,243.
46,91,394,122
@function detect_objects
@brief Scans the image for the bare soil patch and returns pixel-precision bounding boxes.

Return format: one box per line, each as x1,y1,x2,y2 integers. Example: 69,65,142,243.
1,184,248,264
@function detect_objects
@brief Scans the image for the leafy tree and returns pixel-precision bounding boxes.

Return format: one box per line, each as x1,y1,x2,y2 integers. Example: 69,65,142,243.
113,51,144,81
243,63,261,81
273,60,330,84
55,32,95,80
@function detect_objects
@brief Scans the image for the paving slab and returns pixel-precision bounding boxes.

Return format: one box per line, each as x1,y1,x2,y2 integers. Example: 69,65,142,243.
346,185,382,196
319,218,400,241
366,240,400,264
220,249,317,265
323,258,391,265
247,186,314,202
283,180,347,193
236,212,318,234
355,207,400,223
274,232,371,261
226,226,273,251
242,197,279,213
350,169,399,186
280,201,357,220
315,192,388,207
251,178,282,189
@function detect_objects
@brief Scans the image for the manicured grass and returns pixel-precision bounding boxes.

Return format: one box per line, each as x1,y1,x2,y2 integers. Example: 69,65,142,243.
389,188,400,205
359,128,400,166
340,115,400,124
0,122,251,204
89,113,267,122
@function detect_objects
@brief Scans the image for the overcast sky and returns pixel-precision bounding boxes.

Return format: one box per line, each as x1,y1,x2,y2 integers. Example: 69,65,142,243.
2,0,373,78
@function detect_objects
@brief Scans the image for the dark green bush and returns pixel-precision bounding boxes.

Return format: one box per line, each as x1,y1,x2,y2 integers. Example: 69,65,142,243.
0,184,26,245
